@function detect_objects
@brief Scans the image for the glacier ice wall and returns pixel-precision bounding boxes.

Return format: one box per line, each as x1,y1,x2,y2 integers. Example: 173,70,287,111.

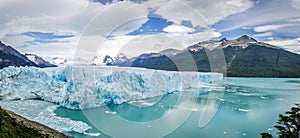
0,66,223,109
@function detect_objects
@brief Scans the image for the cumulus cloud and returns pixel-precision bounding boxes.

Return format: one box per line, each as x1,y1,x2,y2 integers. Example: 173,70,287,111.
150,0,253,27
254,32,273,37
266,37,300,54
96,29,221,58
109,34,182,58
162,25,195,33
252,21,300,39
17,36,79,58
253,24,295,32
291,0,300,10
0,0,261,60
1,0,149,37
0,0,150,59
1,33,35,47
288,18,300,23
217,0,300,32
0,0,92,37
82,2,149,36
164,30,221,47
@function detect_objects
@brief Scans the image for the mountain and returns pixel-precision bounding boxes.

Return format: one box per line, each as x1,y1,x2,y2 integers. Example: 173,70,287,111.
90,53,130,66
113,53,129,64
115,35,300,78
25,54,56,68
0,41,56,69
50,57,88,65
102,55,114,65
51,57,68,65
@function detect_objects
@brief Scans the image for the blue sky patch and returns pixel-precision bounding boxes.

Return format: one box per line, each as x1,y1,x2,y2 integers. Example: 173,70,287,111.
127,17,173,35
22,32,74,44
216,28,258,40
181,20,193,28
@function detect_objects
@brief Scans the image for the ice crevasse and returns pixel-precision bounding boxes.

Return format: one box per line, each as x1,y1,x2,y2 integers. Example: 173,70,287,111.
0,66,223,109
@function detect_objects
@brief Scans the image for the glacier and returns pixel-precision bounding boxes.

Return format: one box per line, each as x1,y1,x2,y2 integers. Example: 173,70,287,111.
0,66,223,109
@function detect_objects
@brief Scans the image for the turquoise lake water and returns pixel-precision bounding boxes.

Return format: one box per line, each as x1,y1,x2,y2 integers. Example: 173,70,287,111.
1,77,300,138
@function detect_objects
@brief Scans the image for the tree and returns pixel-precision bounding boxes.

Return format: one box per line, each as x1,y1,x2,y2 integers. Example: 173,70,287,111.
261,132,273,138
261,104,300,138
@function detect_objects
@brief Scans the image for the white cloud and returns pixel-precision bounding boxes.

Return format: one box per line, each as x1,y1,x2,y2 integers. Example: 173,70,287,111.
74,34,179,59
252,21,300,39
1,33,35,47
1,1,149,37
0,0,92,37
0,0,150,59
97,35,136,57
80,1,149,36
149,0,253,27
165,30,221,47
110,34,182,58
291,0,300,10
218,0,300,32
288,18,300,23
0,0,257,60
61,27,221,61
265,38,300,54
253,24,296,32
95,29,221,58
162,25,195,33
254,32,273,37
17,37,79,58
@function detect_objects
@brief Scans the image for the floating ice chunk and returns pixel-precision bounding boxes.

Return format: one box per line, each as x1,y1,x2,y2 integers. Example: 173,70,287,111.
0,100,93,134
238,108,251,112
83,132,101,137
260,96,269,99
105,110,117,115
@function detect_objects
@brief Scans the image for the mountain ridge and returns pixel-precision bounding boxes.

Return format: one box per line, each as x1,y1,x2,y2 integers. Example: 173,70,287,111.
0,41,56,69
113,35,300,78
25,53,57,68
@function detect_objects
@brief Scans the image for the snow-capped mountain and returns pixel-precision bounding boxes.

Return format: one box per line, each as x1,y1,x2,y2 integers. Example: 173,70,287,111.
113,53,129,64
0,41,55,69
50,55,119,66
159,48,181,56
102,55,114,65
25,54,56,68
187,35,277,52
114,35,300,77
50,57,68,65
49,57,91,66
91,53,130,66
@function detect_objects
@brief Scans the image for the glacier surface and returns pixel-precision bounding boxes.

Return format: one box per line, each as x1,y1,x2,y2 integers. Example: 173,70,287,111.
0,66,223,109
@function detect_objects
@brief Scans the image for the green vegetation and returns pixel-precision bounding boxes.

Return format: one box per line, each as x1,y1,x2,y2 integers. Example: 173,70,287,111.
261,104,300,138
225,45,300,77
119,44,300,78
0,106,43,138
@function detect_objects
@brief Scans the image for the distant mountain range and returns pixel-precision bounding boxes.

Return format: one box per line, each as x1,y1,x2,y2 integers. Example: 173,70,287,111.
113,35,300,78
0,41,56,69
2,35,300,78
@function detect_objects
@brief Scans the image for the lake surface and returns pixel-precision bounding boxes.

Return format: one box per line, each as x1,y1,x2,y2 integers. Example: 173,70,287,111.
1,77,300,138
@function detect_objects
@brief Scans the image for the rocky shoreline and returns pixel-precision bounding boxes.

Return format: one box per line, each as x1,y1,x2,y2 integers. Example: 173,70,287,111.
3,108,72,138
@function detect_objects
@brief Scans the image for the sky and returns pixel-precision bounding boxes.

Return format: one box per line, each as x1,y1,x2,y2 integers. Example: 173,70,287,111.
0,0,300,61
